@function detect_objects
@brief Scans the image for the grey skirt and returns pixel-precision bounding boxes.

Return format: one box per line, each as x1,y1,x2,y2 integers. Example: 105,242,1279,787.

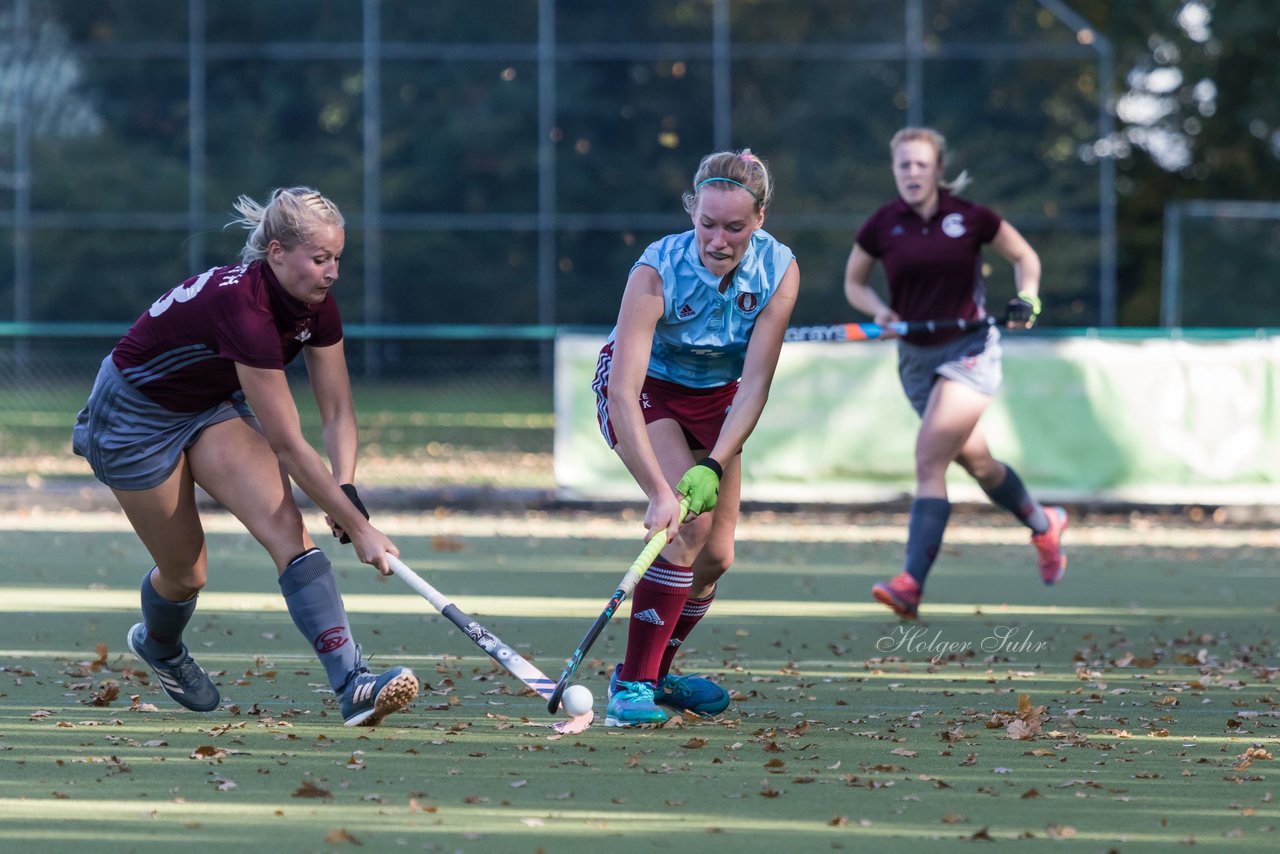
72,355,255,490
896,325,1003,416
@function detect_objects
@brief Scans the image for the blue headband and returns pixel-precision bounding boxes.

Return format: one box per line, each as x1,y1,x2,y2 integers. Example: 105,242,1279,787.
696,177,759,202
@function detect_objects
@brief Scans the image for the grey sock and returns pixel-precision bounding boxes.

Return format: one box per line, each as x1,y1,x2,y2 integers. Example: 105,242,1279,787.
140,567,196,658
279,549,361,692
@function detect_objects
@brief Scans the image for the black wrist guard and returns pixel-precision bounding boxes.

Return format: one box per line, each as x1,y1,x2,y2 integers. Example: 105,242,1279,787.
340,483,370,519
337,483,369,544
697,457,723,479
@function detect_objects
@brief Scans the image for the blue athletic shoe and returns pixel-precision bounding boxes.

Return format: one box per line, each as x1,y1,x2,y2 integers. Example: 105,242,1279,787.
605,664,667,727
126,622,221,712
656,672,731,716
340,665,419,727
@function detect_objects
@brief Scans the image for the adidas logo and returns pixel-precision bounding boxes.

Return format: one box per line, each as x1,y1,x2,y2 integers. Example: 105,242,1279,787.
350,679,376,704
678,303,695,319
632,608,665,626
157,672,186,695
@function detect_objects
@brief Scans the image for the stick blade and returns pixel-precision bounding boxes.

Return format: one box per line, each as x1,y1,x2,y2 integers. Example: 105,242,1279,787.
553,709,594,734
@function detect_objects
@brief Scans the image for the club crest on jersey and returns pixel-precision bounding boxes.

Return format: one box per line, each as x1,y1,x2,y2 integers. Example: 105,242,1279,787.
942,213,967,238
735,292,760,316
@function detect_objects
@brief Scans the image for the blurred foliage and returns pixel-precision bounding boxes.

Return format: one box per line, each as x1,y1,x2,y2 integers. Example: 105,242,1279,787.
2,0,1277,330
1069,0,1280,324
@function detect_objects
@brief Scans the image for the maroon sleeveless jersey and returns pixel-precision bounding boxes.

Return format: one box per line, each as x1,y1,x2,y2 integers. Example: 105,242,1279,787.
855,191,1002,344
111,260,342,412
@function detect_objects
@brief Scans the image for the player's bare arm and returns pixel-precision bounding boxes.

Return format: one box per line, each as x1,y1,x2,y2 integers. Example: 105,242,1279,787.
235,361,397,573
303,341,364,541
844,244,898,330
707,258,799,466
303,340,359,483
990,221,1042,298
608,265,686,541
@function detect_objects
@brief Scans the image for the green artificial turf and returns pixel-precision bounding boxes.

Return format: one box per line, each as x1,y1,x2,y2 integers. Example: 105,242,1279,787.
0,518,1277,852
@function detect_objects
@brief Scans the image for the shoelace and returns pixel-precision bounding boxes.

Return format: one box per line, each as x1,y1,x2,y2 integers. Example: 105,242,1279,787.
336,645,372,697
619,681,656,702
666,680,694,700
336,668,370,700
174,656,205,682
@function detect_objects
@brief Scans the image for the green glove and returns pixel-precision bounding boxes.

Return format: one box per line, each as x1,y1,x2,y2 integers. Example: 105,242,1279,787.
1007,291,1042,327
677,458,723,515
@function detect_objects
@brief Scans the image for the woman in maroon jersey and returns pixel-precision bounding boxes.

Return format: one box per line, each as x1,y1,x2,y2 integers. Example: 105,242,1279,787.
843,127,1067,620
73,187,418,725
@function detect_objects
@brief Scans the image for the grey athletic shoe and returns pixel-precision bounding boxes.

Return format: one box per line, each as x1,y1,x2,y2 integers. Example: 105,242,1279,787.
340,665,419,727
126,622,221,712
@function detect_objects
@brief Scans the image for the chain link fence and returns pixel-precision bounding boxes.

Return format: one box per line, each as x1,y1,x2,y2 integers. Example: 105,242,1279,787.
3,0,1116,490
0,329,556,486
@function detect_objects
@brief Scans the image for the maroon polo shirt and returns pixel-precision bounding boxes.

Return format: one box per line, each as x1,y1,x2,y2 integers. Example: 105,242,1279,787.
112,260,343,412
855,191,1002,344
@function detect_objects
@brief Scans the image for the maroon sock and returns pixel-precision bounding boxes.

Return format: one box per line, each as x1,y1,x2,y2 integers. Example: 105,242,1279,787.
658,589,715,679
618,560,692,683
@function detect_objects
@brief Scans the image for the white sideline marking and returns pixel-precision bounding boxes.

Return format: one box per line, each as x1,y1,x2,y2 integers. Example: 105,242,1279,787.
0,587,1271,619
2,509,1278,548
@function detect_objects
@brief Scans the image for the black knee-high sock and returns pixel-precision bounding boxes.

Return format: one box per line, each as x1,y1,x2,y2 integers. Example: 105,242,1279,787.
904,497,951,587
981,464,1049,533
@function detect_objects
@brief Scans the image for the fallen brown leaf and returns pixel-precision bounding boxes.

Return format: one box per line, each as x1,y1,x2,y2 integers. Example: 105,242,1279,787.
292,780,332,799
190,746,228,760
324,828,362,845
431,536,465,552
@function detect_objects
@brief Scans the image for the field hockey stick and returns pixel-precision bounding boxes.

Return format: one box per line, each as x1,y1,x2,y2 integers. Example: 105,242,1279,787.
385,554,593,727
545,497,692,714
784,312,1006,343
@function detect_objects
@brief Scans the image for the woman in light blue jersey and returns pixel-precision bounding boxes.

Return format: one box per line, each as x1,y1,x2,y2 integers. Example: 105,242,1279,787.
592,150,799,726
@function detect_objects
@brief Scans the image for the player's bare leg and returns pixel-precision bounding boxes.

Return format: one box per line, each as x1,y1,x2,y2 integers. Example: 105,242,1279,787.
874,380,986,618
189,418,417,725
113,456,220,711
602,421,699,724
653,437,735,717
186,417,315,568
957,414,1066,584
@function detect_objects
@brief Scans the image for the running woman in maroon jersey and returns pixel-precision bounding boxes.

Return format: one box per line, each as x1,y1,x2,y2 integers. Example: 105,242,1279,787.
73,187,419,724
842,128,1067,619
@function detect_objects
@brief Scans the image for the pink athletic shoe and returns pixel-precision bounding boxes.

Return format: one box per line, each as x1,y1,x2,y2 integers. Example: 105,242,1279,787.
872,572,921,620
1032,506,1068,585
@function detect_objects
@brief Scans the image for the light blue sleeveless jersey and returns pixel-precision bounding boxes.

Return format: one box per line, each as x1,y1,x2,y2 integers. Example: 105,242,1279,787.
611,229,794,389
